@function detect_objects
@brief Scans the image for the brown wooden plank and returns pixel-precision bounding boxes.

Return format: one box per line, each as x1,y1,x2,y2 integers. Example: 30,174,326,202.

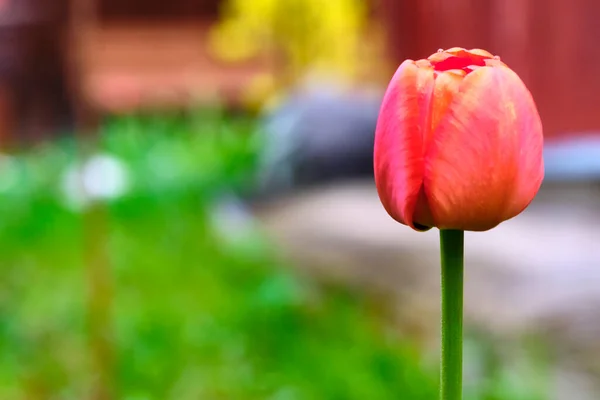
79,22,274,112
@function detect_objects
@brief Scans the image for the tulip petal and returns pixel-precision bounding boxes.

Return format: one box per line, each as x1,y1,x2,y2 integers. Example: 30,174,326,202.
374,61,434,230
499,67,544,219
428,48,489,72
429,70,465,141
413,69,464,227
464,48,494,58
424,66,543,231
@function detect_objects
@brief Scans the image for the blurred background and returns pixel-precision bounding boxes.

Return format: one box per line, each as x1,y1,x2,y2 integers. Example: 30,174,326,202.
0,0,598,399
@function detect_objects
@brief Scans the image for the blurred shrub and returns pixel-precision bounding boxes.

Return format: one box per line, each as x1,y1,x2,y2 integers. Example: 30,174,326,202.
209,0,373,88
0,109,259,222
0,111,547,399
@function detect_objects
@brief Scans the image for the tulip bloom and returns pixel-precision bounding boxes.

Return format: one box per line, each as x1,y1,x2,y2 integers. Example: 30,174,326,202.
374,47,544,232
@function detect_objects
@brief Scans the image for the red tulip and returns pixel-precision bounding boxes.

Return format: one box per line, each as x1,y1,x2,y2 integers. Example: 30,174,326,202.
374,47,544,232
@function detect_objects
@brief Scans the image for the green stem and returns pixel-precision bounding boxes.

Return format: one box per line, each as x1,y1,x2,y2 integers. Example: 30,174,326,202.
440,229,464,400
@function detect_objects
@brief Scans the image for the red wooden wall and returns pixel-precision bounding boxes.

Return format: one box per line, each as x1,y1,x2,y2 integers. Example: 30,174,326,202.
381,0,600,139
1,0,598,142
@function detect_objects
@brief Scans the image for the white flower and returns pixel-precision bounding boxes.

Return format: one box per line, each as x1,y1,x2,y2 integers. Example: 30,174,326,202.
61,154,129,211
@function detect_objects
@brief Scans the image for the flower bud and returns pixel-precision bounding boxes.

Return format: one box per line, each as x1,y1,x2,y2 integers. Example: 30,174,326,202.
374,48,544,231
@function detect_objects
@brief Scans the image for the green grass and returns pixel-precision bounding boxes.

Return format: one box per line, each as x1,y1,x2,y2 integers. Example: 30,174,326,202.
0,111,547,399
